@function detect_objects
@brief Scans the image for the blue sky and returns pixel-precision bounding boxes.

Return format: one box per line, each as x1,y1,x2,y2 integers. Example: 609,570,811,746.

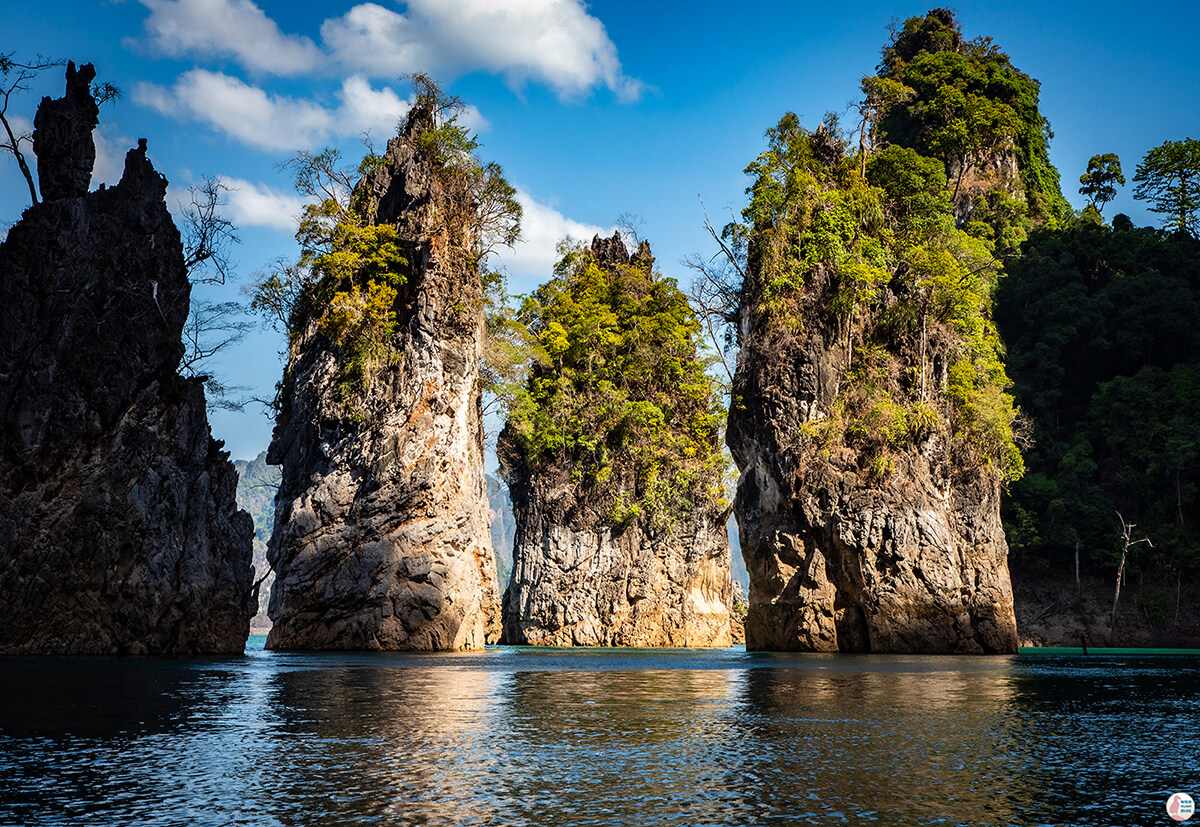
4,0,1199,461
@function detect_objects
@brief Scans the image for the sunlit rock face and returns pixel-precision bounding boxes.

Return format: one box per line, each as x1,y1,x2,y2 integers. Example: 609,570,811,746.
499,235,734,648
265,109,500,651
728,264,1018,655
0,63,254,655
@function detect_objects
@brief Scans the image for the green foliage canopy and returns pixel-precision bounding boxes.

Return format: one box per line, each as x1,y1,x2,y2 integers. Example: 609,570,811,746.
1078,153,1125,215
1133,138,1200,235
869,9,1069,230
502,240,726,529
736,110,1023,483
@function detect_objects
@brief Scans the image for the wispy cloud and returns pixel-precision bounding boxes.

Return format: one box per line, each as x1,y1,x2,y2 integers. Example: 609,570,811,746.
92,125,133,187
496,189,613,288
218,176,308,233
134,70,412,151
134,0,322,75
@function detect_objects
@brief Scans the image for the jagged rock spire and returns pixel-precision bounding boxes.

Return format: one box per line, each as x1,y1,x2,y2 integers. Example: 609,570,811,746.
32,61,99,201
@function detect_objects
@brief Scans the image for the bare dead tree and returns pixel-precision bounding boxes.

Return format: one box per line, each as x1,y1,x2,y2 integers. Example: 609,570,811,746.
178,175,249,411
1,53,121,207
182,176,240,285
684,198,746,383
179,299,253,411
1110,511,1153,645
0,52,61,205
615,212,646,248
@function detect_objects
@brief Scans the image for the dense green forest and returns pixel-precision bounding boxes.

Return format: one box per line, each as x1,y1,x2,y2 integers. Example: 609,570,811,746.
998,221,1200,589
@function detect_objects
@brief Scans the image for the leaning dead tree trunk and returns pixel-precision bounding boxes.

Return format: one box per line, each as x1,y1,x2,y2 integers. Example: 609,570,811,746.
1110,512,1153,646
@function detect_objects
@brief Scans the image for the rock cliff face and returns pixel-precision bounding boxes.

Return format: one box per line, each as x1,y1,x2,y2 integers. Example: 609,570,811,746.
728,263,1019,654
266,110,500,650
0,63,254,655
499,235,733,647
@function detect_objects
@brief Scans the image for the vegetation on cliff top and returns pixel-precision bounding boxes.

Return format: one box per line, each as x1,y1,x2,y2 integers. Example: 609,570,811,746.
251,75,521,416
500,236,727,530
870,8,1070,237
724,8,1047,484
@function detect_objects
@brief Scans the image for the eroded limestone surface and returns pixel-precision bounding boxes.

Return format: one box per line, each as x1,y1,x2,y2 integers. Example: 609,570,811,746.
266,110,500,650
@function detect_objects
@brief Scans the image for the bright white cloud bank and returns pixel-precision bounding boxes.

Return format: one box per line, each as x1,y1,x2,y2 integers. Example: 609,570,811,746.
322,0,642,100
134,70,412,151
135,0,640,99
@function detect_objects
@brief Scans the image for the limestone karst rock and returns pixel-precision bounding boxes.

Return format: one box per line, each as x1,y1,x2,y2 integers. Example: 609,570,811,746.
727,316,1019,653
265,107,500,650
0,63,255,655
499,234,733,647
727,167,1020,654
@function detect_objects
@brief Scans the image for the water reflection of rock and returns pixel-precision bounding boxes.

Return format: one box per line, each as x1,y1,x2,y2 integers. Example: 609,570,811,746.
0,657,252,824
725,658,1041,823
247,656,505,825
495,667,747,824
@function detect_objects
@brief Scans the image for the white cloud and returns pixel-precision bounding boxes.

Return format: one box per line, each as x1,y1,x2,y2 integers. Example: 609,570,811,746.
496,189,612,286
134,70,414,151
92,126,133,187
135,0,322,75
404,0,643,100
135,0,640,100
320,4,436,79
8,115,32,138
219,176,308,233
336,75,413,139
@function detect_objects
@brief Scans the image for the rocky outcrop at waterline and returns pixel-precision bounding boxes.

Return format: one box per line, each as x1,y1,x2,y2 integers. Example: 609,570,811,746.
727,121,1020,654
728,369,1019,654
499,234,734,647
0,63,255,655
265,108,500,650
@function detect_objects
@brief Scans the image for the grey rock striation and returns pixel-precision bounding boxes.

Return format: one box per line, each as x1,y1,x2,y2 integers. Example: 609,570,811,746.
499,235,733,647
728,260,1019,654
266,108,500,650
0,63,254,655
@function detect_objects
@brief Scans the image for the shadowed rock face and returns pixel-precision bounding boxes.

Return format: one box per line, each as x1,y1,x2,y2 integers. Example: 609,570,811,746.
728,266,1018,654
265,109,500,651
0,64,254,655
498,235,734,648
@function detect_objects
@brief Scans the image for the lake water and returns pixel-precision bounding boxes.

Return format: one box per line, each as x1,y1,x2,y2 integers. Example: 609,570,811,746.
0,639,1196,826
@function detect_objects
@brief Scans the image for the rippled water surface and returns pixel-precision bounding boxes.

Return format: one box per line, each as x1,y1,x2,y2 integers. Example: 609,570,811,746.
1,640,1197,826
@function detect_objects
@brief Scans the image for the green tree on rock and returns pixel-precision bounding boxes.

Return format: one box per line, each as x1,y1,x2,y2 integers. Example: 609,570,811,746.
1078,153,1124,215
1133,138,1200,235
868,9,1069,231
